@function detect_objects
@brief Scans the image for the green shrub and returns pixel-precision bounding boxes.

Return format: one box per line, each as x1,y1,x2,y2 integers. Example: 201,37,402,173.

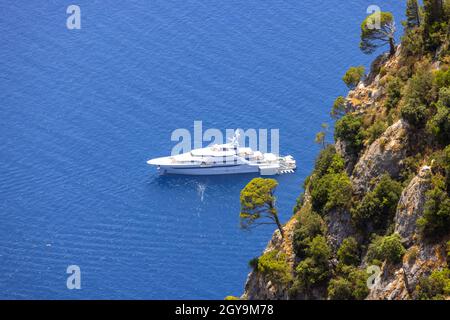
257,250,292,285
310,176,330,213
294,236,331,293
311,145,344,178
415,268,450,300
401,27,424,57
307,146,351,215
308,235,332,263
343,66,365,88
423,16,449,52
363,120,387,144
400,67,435,127
417,174,450,239
293,193,305,214
397,65,413,82
442,145,450,192
328,155,345,175
366,233,406,264
428,104,450,144
294,258,327,294
401,103,428,127
379,66,387,78
325,173,353,211
327,277,353,300
399,154,423,184
293,208,326,259
447,240,450,264
310,172,352,214
337,237,360,267
384,76,403,110
224,296,240,300
427,87,450,145
422,0,449,51
335,114,365,156
434,69,450,89
248,257,259,270
306,145,351,213
331,96,347,119
427,147,450,191
438,86,450,107
351,174,403,232
327,267,369,300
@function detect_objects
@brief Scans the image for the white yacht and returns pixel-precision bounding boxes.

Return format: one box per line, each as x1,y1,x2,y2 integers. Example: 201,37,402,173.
147,132,296,176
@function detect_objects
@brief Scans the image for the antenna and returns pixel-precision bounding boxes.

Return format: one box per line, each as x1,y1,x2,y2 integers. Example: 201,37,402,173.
228,129,241,147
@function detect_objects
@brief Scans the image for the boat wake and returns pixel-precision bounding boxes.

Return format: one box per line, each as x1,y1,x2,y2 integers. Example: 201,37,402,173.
196,183,206,202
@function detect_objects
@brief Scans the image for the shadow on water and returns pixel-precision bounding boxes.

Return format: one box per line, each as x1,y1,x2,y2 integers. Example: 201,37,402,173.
153,172,258,184
146,171,298,188
146,172,259,194
145,171,299,204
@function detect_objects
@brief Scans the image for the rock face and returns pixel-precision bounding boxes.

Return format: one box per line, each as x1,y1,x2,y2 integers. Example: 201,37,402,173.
367,262,410,300
394,169,432,246
352,120,410,195
367,242,447,300
335,138,357,174
241,216,298,300
367,168,444,300
325,209,356,250
242,265,289,300
241,47,449,301
364,52,390,86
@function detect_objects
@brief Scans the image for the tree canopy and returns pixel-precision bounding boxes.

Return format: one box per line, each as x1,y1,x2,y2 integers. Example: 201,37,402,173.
343,66,365,88
351,174,403,233
240,178,284,237
315,123,329,149
334,113,365,156
331,96,347,119
406,0,421,28
366,233,406,265
360,11,396,55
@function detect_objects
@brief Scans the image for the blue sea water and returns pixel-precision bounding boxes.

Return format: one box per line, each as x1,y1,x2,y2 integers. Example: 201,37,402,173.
0,1,405,299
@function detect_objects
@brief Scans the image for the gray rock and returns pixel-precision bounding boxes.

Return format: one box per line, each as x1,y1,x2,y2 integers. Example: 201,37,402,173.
242,266,289,300
352,120,410,195
364,53,389,86
325,209,357,250
371,88,383,100
335,138,357,174
394,172,431,246
367,242,446,300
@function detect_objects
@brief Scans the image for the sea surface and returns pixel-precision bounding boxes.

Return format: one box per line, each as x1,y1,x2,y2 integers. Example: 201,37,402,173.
0,1,405,299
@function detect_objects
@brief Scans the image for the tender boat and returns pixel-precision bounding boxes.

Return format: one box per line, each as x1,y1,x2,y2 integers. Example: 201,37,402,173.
147,132,296,176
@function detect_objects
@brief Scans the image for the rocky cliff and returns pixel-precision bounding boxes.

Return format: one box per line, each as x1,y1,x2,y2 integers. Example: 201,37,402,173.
240,35,450,300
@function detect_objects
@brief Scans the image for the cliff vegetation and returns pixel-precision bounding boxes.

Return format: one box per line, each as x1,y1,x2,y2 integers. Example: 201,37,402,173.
240,0,450,300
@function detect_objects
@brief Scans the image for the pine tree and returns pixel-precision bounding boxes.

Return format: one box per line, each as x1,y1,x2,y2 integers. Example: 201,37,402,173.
406,0,421,28
423,0,444,26
360,12,396,56
423,0,446,50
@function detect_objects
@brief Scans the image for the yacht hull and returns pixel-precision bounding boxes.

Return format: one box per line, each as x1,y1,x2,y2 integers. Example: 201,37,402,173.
158,164,260,175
